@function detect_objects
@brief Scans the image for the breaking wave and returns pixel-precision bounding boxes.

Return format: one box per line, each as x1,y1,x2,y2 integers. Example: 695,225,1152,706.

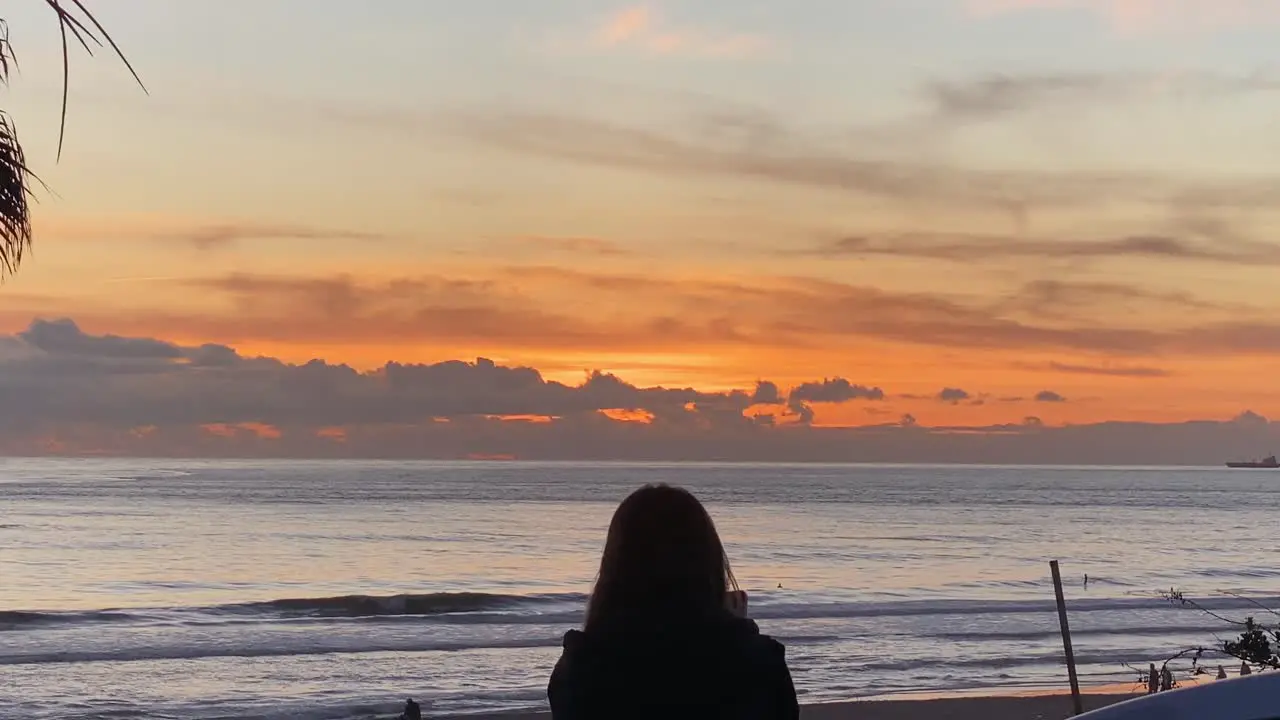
223,591,585,618
8,591,1279,631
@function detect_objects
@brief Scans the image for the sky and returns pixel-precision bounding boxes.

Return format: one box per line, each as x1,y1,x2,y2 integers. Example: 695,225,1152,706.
3,0,1280,460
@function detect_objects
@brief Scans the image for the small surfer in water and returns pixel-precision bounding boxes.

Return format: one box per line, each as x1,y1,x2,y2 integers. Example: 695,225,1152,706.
1083,574,1089,589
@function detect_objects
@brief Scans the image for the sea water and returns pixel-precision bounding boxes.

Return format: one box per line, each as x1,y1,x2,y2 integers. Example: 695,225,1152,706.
3,459,1278,718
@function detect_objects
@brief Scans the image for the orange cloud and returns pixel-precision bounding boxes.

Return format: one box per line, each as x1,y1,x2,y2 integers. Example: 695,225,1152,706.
317,426,348,443
241,423,283,440
484,415,557,423
967,0,1280,33
600,408,656,423
201,423,238,439
595,5,769,58
201,422,283,440
599,5,653,44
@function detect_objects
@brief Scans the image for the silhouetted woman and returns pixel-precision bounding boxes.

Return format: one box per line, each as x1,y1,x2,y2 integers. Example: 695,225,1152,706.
548,484,800,719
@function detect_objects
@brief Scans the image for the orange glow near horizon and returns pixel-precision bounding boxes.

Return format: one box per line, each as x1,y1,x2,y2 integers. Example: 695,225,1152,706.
4,303,1272,428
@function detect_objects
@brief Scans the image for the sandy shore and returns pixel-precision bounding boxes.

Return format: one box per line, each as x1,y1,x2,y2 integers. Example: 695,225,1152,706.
440,691,1139,719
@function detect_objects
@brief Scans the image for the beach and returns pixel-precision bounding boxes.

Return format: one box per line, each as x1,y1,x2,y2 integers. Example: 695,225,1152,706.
441,692,1139,720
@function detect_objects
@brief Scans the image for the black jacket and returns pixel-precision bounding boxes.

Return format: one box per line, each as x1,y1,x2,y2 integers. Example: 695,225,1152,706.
547,610,800,720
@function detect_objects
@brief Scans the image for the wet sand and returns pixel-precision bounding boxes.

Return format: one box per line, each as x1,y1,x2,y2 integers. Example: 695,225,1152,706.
441,691,1140,719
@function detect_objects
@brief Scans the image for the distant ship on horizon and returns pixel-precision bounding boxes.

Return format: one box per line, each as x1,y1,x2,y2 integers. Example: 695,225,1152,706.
1226,455,1279,469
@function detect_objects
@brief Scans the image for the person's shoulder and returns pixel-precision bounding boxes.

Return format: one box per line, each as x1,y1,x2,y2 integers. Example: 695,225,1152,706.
749,631,788,661
719,617,786,664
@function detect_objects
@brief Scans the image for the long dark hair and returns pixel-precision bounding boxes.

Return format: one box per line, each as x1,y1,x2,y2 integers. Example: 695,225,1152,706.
584,484,738,630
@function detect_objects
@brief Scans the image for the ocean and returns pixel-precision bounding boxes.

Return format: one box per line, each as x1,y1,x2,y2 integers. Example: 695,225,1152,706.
3,459,1278,719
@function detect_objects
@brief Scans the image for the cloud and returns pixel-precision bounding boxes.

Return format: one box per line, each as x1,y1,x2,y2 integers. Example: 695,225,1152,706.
1041,361,1171,378
176,271,631,350
783,378,884,426
966,0,1280,34
519,236,631,256
444,107,1280,215
47,216,392,252
594,5,769,58
307,90,1280,222
62,221,392,252
938,387,972,404
818,233,1280,267
5,319,1279,463
599,5,653,45
445,109,1058,211
175,224,385,251
993,280,1242,328
1035,390,1068,403
784,399,816,425
2,319,892,438
925,70,1280,123
1006,280,1224,314
20,319,182,359
1234,410,1269,428
12,267,1280,361
750,380,783,405
789,378,886,404
0,319,759,431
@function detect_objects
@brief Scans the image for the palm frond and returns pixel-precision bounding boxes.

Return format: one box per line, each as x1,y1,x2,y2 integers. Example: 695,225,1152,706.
44,0,147,160
0,1,144,279
0,112,33,278
0,20,17,84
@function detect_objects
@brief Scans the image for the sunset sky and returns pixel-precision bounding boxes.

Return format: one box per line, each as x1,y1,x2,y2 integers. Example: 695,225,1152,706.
4,0,1280,458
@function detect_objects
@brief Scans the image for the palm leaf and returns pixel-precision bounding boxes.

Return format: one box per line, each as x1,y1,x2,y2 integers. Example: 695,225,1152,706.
44,0,147,159
0,18,29,279
0,112,32,278
0,1,144,279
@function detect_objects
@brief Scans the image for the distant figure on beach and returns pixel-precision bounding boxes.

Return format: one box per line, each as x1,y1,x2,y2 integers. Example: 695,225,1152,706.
1147,663,1159,694
777,583,783,589
1083,574,1088,589
400,698,421,720
1241,661,1252,676
1217,665,1228,679
547,484,799,719
1160,665,1174,692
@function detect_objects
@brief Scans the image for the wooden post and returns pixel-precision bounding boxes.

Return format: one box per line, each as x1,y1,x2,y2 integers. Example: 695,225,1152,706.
1051,560,1084,716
